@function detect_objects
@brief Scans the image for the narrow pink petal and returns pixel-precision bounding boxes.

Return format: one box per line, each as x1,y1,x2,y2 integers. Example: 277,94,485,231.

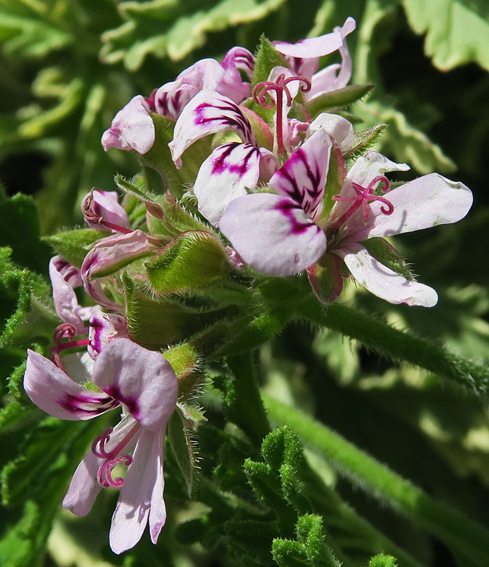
274,28,343,59
269,129,332,221
24,351,118,420
49,256,88,334
354,173,474,241
92,338,178,431
109,429,164,554
101,95,155,154
220,193,327,276
62,449,103,516
148,430,166,544
337,244,438,307
169,90,256,166
63,416,138,516
194,142,261,226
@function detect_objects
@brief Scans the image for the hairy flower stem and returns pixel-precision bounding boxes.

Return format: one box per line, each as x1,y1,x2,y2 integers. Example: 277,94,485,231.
263,395,489,566
296,296,489,397
226,352,271,445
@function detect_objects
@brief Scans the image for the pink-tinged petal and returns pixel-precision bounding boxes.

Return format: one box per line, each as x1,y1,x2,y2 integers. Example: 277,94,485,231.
155,58,225,120
92,338,178,431
63,416,138,516
24,350,119,420
82,230,153,281
148,429,166,544
102,95,155,154
269,129,332,220
307,16,356,98
194,142,261,226
82,190,130,231
307,113,355,153
169,90,256,167
109,429,164,554
274,28,343,59
220,193,327,276
49,256,90,334
63,449,103,516
337,244,438,307
88,310,125,359
354,173,474,241
222,46,255,79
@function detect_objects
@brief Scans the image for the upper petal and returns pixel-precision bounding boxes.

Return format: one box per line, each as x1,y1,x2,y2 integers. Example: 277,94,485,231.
92,338,178,431
109,428,165,554
82,190,130,231
24,350,118,420
269,128,332,220
355,173,474,240
337,244,438,307
101,95,155,154
307,113,355,153
194,142,261,227
169,90,256,166
220,193,327,276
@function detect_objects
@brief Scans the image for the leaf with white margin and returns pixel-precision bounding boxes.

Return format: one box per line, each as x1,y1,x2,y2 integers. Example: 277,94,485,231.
220,193,327,276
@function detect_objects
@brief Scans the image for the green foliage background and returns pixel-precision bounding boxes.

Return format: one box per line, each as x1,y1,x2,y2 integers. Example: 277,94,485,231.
1,1,489,567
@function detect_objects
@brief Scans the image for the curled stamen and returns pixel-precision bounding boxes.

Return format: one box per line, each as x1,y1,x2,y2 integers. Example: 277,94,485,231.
51,323,91,369
253,74,311,156
91,425,140,488
332,175,394,228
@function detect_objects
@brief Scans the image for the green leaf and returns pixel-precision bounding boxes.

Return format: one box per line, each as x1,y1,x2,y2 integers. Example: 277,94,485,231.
101,0,286,70
307,84,375,118
0,193,52,274
361,237,414,281
252,35,288,88
368,554,398,567
402,0,489,71
0,0,72,59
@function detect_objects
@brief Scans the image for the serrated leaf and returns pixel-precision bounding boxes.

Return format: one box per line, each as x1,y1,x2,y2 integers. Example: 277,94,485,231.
0,1,72,59
402,0,489,71
101,0,286,70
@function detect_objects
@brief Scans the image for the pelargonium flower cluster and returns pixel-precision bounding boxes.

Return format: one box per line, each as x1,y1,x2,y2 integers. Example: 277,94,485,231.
24,16,473,557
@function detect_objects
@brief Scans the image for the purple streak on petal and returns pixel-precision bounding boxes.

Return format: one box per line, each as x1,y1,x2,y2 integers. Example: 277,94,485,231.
275,199,314,235
24,350,116,421
194,143,261,226
270,129,331,220
92,339,178,431
220,193,327,276
59,392,119,416
194,99,255,145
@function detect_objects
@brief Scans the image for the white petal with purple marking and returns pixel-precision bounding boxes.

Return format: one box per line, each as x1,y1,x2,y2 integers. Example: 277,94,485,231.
220,193,327,276
170,90,255,166
194,142,261,226
269,129,332,220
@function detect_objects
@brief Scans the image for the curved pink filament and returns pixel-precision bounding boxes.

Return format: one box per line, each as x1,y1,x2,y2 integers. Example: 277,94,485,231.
91,425,141,488
253,75,311,155
332,175,394,227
